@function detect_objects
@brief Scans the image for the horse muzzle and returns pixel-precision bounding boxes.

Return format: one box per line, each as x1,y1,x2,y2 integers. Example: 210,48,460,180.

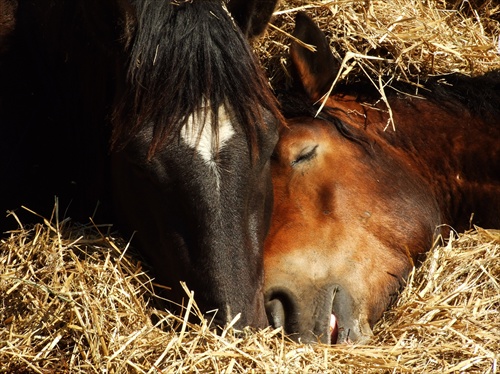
264,284,373,344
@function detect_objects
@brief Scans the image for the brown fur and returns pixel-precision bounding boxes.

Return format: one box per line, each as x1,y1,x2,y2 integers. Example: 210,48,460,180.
264,12,500,344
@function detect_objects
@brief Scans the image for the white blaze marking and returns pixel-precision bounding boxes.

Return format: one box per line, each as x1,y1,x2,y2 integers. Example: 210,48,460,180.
181,105,235,191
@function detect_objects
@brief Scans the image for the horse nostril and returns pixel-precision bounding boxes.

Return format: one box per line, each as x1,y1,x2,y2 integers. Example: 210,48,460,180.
265,290,301,336
265,298,285,328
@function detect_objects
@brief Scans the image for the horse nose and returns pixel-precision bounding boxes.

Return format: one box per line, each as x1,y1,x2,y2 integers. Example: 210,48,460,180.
265,287,335,344
265,290,304,340
265,284,375,344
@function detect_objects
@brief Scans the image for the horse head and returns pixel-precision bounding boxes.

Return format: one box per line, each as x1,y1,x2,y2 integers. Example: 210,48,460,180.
264,12,454,344
110,0,281,330
0,0,281,331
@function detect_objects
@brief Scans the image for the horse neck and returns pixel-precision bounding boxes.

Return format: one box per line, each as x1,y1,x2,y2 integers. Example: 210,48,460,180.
355,94,500,230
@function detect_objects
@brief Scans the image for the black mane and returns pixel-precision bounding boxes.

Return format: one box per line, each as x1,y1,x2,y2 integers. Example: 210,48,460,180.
423,70,500,120
320,70,500,120
279,69,500,148
112,0,281,158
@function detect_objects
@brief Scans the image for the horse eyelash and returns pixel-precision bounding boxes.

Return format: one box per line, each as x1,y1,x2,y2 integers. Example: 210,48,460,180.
291,145,318,166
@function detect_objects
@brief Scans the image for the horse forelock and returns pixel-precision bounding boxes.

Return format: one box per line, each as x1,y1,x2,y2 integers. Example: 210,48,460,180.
111,0,282,159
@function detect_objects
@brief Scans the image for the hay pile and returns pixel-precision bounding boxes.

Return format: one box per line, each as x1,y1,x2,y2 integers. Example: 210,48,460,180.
257,0,500,90
373,228,500,372
1,211,499,373
2,1,500,372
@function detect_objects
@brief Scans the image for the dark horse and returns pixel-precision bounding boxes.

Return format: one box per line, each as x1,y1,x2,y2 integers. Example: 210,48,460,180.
0,0,282,330
264,12,500,344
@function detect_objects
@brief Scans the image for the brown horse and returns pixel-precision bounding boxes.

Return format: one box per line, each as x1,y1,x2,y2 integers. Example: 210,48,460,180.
264,12,500,344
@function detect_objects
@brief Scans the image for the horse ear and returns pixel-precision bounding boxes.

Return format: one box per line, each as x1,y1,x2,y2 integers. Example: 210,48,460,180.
290,12,338,102
226,0,279,38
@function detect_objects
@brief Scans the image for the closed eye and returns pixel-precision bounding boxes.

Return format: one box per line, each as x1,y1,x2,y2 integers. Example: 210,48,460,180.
291,145,318,166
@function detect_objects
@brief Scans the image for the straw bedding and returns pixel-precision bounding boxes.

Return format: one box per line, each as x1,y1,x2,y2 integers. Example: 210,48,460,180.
256,0,500,90
1,212,499,373
2,0,500,372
